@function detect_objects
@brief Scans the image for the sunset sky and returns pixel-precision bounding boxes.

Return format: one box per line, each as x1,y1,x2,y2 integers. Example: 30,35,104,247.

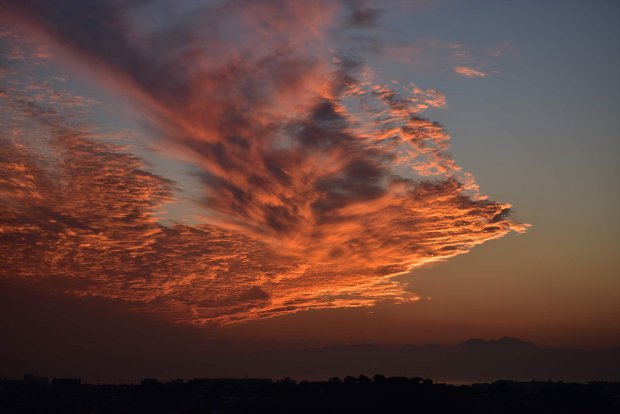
1,0,619,379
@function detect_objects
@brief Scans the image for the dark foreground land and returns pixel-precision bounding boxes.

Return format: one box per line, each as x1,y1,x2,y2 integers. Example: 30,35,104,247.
2,375,619,413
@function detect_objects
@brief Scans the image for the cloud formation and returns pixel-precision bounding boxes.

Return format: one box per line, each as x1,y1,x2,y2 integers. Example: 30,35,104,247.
454,66,488,78
0,1,527,325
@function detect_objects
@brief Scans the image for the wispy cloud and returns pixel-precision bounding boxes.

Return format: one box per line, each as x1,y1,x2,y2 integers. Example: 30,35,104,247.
0,1,527,325
454,66,488,78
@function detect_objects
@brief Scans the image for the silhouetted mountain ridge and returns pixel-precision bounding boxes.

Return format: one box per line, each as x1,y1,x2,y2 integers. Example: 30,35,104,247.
235,338,619,382
458,336,537,348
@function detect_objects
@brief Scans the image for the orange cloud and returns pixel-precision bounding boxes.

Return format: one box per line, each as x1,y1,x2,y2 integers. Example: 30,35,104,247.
454,66,488,78
0,1,527,325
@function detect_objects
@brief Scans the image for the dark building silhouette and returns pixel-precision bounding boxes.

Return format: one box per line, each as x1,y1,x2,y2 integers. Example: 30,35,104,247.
23,374,48,386
1,375,619,413
51,378,81,387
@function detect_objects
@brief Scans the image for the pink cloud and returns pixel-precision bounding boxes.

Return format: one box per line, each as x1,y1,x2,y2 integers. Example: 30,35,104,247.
454,66,488,78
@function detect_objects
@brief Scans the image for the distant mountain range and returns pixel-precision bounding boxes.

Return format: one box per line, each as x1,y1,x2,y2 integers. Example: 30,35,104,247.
2,282,618,382
228,337,620,382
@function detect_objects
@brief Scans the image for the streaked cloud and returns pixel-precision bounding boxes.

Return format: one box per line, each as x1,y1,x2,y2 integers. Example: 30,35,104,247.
454,66,488,78
0,1,527,325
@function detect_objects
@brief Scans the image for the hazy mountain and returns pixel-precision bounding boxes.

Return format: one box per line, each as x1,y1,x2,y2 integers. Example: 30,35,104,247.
233,338,620,382
2,281,618,383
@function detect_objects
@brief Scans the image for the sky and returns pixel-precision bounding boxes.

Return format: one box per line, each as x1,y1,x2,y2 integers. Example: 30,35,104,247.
0,0,619,379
